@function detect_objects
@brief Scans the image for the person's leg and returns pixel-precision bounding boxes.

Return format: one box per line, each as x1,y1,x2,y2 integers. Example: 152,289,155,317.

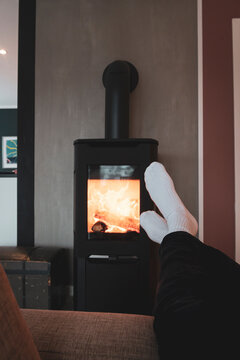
154,231,240,359
140,162,240,359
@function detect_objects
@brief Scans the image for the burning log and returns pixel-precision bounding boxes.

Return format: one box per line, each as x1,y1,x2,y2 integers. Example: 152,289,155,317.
91,221,108,233
95,211,139,232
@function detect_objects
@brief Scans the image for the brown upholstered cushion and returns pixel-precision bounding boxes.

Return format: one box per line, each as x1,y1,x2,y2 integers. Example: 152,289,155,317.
0,264,40,360
22,309,159,360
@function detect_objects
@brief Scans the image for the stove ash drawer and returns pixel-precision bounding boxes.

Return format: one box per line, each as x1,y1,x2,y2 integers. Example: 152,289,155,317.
85,259,148,314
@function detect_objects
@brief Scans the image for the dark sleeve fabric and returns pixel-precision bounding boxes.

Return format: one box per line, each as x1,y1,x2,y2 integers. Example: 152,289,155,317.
153,232,240,360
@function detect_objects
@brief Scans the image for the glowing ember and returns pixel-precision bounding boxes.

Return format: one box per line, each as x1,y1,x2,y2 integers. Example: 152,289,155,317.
88,179,140,233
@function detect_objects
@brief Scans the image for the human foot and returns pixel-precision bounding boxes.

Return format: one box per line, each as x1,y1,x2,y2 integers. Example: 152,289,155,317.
140,210,168,243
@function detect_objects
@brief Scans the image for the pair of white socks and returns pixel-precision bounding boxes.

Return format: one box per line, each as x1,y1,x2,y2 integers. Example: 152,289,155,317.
140,162,198,244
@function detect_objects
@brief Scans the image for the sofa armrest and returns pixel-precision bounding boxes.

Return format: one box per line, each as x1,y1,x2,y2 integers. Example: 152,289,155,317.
22,309,159,360
0,264,40,360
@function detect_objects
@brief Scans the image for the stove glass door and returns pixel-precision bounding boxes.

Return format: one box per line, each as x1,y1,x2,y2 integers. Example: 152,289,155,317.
87,165,140,238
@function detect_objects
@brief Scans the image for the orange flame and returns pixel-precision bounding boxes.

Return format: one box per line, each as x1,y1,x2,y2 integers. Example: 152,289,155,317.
88,179,140,233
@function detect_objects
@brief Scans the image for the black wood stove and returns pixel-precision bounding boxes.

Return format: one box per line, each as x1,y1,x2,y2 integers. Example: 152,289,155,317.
74,61,158,315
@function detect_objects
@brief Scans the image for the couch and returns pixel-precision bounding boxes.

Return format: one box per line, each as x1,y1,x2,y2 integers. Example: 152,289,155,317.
0,263,159,359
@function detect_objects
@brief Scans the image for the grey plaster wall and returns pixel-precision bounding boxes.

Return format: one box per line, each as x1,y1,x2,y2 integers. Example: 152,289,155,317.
35,0,198,250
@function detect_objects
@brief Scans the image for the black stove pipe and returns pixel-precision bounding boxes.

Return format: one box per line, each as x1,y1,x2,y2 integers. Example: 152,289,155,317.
102,60,138,139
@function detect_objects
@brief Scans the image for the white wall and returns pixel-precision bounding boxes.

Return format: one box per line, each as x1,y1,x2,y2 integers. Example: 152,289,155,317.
0,0,18,246
0,0,18,108
0,178,17,245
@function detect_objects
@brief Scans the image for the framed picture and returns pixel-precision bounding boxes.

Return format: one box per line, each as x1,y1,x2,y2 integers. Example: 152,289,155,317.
2,136,18,169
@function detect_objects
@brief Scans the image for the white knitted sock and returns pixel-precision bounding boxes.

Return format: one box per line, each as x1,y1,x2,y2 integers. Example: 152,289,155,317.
140,210,168,243
140,162,198,244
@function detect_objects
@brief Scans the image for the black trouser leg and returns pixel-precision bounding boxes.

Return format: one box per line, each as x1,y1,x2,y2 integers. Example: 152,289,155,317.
153,231,240,359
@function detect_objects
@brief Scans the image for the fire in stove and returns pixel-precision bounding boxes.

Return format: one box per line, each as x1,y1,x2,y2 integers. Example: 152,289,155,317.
88,179,140,233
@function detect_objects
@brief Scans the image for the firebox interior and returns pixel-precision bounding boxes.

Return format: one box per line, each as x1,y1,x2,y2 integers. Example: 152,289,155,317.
87,165,140,237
